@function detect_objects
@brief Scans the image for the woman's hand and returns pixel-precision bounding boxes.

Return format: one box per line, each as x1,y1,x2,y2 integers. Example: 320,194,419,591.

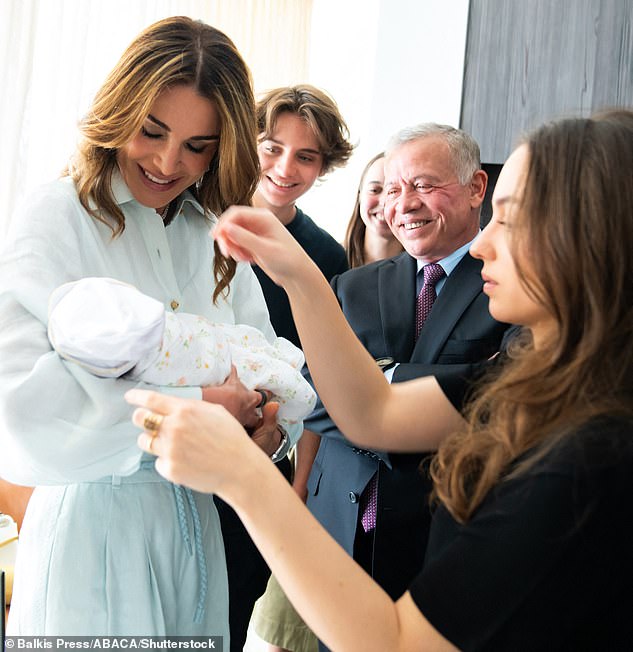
202,365,266,428
213,206,314,287
126,389,267,495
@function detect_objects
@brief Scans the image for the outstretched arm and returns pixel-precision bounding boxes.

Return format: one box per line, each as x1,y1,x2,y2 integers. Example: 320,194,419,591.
126,390,457,652
214,207,464,452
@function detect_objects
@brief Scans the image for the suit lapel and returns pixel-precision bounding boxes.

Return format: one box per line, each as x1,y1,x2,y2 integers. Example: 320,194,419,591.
410,254,484,363
378,253,417,362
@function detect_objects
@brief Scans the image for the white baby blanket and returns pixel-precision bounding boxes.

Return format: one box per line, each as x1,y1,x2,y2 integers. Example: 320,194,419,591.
48,277,316,422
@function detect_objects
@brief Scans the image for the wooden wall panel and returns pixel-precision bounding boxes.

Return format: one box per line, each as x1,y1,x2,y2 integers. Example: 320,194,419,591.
461,0,633,163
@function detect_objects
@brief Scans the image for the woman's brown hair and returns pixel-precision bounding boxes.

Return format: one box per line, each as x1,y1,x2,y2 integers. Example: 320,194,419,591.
66,16,259,302
432,111,633,522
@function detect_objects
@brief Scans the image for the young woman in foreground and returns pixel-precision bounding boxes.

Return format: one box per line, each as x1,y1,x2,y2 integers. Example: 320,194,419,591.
127,112,633,650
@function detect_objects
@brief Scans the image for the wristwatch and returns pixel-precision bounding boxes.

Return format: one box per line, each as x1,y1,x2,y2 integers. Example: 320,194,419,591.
270,424,289,463
375,356,396,372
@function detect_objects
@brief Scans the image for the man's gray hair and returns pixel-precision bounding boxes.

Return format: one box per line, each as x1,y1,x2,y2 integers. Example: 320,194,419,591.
385,123,481,185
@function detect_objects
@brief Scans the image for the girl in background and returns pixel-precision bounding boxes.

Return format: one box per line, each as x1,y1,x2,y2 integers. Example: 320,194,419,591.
344,152,402,268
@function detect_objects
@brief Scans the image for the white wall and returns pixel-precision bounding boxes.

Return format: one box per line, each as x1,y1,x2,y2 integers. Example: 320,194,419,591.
301,0,470,241
0,0,470,243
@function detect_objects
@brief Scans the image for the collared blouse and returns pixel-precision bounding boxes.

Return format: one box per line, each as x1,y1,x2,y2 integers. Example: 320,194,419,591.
0,172,291,485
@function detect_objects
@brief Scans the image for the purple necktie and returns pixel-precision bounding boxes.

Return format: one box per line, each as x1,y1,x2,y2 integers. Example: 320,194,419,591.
360,469,379,532
415,263,445,339
360,263,445,533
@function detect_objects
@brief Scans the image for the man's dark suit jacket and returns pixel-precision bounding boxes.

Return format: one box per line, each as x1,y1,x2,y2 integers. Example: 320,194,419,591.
305,250,509,601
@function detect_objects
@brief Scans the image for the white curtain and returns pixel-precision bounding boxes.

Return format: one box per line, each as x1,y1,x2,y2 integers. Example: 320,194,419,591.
0,0,313,239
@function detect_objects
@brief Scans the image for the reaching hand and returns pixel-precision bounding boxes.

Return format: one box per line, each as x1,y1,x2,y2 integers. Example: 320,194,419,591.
213,206,312,287
127,389,260,495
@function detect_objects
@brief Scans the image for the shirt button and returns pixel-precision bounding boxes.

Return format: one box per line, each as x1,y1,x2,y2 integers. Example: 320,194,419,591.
348,492,358,503
170,300,180,311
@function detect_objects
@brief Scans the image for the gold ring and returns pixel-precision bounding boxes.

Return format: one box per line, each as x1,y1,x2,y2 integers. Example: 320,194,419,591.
143,413,163,433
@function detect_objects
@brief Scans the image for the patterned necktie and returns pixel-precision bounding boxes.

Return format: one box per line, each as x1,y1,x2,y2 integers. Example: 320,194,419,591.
415,263,445,339
360,469,379,533
360,263,446,534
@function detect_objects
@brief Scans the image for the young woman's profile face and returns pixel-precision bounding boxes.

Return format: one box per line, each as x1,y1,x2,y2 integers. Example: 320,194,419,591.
256,112,323,211
117,85,221,212
470,145,554,345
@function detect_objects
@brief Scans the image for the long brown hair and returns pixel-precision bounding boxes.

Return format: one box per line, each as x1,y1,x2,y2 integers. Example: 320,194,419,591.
66,16,259,302
344,152,384,268
432,112,633,522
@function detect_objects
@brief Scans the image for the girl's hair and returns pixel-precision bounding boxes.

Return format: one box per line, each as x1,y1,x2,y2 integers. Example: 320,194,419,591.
432,111,633,522
344,152,385,268
66,16,259,302
256,84,354,176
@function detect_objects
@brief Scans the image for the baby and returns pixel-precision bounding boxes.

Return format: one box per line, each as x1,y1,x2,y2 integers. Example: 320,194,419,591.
47,277,316,423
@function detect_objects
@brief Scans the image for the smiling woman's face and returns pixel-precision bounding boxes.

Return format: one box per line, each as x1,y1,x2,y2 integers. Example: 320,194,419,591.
117,84,221,213
470,144,555,346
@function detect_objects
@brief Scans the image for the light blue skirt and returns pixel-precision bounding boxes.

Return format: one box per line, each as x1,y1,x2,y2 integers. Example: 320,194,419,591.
8,459,229,641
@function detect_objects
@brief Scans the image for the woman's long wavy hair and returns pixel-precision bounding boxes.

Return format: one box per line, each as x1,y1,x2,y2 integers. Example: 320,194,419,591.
432,110,633,523
344,152,385,268
65,16,259,302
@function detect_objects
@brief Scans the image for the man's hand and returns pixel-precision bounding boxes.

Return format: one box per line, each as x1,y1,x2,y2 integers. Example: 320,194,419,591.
249,402,283,457
201,365,262,428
